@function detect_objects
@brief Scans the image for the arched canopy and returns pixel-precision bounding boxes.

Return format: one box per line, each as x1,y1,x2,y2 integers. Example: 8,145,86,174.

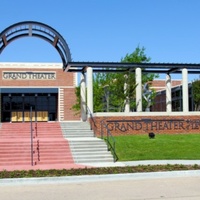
0,21,72,69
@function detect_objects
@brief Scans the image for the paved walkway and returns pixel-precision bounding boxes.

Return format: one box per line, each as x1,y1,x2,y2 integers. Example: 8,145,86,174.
79,159,200,168
1,160,200,171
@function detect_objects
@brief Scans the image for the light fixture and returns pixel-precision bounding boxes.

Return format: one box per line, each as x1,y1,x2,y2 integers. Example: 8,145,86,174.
148,132,155,139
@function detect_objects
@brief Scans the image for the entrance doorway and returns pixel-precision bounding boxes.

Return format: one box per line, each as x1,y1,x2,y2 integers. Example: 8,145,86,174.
1,88,58,122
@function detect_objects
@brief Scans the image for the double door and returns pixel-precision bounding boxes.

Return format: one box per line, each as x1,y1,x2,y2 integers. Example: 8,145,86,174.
2,93,57,122
11,111,48,122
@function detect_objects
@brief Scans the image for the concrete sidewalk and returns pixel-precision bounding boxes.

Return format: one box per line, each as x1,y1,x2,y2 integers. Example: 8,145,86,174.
82,159,200,168
1,159,200,171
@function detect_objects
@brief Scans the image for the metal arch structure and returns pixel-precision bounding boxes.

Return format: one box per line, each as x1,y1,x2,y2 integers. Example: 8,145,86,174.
0,21,72,69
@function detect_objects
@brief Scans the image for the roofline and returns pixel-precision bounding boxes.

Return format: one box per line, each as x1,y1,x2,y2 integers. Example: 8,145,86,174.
65,61,200,74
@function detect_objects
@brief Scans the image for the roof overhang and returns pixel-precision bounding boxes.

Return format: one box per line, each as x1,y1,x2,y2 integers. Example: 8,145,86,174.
65,61,200,74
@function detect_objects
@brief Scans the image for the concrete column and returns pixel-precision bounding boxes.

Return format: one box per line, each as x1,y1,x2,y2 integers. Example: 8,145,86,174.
136,68,142,112
87,67,93,115
182,68,189,113
166,74,172,112
80,73,87,121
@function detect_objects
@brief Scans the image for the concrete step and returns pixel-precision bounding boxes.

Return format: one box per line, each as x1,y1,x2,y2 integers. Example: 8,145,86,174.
71,150,109,154
73,153,113,159
60,122,114,164
69,146,108,151
63,135,94,138
74,157,114,163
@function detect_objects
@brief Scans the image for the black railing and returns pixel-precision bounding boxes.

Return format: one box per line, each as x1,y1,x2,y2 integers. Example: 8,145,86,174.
30,107,34,166
101,120,118,162
37,139,40,162
30,107,40,166
86,108,118,162
87,107,97,136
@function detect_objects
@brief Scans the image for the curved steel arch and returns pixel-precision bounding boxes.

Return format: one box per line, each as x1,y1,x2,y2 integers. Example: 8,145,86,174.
0,21,72,69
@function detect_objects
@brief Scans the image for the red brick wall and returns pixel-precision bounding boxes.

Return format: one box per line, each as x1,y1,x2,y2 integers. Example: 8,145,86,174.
0,64,80,121
63,88,80,121
150,80,182,92
0,68,74,87
91,115,200,137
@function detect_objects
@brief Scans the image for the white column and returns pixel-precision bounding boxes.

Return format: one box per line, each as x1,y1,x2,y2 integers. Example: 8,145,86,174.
80,73,87,121
182,68,189,113
87,67,93,115
136,68,142,112
166,74,172,112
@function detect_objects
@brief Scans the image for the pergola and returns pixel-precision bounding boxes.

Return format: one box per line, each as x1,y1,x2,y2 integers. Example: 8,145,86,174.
65,61,200,121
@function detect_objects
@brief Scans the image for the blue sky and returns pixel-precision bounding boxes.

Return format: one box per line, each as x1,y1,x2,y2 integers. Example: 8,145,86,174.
0,0,200,80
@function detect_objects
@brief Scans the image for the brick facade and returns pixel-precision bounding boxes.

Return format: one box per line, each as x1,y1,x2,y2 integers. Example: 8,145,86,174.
0,63,80,121
91,115,200,137
150,79,182,92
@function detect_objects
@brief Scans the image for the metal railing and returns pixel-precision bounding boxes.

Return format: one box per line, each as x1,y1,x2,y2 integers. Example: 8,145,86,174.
85,108,118,162
87,107,97,136
100,120,118,162
30,107,40,166
36,139,40,162
30,107,34,166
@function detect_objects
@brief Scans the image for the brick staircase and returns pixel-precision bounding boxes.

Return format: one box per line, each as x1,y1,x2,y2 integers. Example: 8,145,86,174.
0,122,74,169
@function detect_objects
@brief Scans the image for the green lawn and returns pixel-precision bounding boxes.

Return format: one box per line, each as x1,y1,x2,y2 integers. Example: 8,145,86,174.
115,134,200,161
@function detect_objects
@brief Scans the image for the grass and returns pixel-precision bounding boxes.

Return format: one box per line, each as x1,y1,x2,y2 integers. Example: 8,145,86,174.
115,134,200,161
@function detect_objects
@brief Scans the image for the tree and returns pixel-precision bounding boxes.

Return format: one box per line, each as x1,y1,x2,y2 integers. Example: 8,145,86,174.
94,46,157,112
192,79,200,111
71,86,81,115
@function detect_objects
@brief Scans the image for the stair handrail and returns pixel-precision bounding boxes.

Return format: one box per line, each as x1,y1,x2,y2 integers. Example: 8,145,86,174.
101,120,118,162
30,107,34,166
87,107,97,136
37,139,40,162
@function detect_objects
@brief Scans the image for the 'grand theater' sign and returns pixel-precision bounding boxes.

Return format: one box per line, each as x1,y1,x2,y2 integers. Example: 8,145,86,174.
106,119,200,132
2,71,56,80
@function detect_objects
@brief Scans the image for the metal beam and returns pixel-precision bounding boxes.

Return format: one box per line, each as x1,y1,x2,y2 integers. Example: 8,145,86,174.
53,36,59,47
2,35,7,46
28,25,32,36
65,61,200,74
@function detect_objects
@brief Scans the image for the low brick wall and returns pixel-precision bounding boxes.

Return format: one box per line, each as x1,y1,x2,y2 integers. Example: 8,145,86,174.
90,115,200,137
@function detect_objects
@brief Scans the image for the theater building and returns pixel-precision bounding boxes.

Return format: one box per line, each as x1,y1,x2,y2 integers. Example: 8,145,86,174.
1,21,200,136
151,80,194,112
0,62,79,122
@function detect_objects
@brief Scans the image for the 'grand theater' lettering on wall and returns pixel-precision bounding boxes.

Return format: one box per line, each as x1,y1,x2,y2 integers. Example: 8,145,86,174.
106,119,200,132
3,71,56,80
92,116,200,136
